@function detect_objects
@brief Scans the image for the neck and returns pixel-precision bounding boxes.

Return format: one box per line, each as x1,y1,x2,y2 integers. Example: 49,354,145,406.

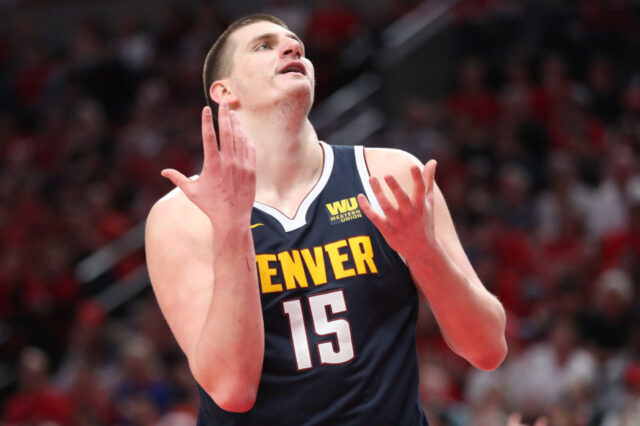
236,101,323,201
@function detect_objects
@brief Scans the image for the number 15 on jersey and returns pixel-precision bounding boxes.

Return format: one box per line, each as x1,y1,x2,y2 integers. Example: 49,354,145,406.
282,289,355,370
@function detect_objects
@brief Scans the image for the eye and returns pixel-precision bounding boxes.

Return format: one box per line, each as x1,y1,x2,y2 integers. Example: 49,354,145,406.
256,42,271,51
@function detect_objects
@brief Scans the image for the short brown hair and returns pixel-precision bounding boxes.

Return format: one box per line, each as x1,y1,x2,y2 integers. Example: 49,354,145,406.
202,14,288,122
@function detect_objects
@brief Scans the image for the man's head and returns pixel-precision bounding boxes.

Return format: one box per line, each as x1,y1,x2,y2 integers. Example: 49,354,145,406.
203,14,314,123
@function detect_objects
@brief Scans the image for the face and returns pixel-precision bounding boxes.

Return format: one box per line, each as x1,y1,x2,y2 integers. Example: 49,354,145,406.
217,21,315,113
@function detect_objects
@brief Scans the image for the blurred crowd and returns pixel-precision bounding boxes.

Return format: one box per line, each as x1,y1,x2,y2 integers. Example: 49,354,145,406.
1,0,640,425
381,1,640,425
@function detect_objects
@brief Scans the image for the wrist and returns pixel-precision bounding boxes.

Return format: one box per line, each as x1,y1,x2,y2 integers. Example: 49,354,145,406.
210,214,251,231
404,236,446,267
211,217,252,240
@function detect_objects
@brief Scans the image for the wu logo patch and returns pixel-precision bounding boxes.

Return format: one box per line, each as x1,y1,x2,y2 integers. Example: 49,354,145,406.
325,196,363,225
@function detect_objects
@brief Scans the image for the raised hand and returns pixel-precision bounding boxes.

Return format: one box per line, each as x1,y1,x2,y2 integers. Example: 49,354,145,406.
161,104,256,227
357,159,438,261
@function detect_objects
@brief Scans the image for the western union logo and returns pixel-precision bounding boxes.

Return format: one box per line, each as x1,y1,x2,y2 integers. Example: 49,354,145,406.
325,196,362,225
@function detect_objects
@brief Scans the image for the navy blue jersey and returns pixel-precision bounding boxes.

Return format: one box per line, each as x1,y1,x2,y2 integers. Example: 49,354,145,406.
197,142,428,425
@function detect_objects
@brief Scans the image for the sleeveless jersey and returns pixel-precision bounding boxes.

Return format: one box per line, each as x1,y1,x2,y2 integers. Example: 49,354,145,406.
196,142,429,426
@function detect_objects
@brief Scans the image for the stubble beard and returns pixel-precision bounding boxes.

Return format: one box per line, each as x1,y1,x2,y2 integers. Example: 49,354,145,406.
275,82,314,121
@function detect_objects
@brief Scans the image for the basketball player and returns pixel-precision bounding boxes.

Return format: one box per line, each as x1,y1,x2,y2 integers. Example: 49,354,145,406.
145,14,507,425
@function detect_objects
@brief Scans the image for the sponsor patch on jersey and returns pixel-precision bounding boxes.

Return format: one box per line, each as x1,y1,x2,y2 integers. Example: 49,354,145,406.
325,196,362,225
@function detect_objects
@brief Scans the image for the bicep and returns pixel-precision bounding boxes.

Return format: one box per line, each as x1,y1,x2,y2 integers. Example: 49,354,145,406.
145,204,214,364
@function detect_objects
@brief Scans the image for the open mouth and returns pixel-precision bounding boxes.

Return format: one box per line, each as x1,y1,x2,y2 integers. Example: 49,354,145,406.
279,62,306,75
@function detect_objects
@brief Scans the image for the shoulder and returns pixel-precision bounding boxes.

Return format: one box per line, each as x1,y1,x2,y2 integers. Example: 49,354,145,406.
145,186,212,252
363,146,425,192
363,146,423,178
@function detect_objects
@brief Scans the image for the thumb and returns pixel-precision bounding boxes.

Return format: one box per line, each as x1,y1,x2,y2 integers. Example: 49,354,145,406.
161,169,192,191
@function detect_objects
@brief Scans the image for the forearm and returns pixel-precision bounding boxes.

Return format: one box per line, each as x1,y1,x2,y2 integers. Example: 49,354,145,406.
193,224,264,409
406,242,507,370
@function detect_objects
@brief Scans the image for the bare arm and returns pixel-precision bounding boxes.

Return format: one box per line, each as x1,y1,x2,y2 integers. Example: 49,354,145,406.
359,148,507,371
145,105,263,412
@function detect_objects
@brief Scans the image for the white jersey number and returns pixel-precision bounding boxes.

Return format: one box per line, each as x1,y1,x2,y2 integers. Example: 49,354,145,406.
282,290,355,370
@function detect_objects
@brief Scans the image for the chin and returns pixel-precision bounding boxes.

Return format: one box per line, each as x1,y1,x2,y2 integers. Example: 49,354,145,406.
284,83,314,109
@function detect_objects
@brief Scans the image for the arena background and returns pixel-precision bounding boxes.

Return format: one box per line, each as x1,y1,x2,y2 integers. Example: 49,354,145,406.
1,0,640,424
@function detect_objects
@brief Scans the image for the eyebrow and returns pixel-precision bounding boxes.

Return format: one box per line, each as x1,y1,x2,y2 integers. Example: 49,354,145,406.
247,32,306,53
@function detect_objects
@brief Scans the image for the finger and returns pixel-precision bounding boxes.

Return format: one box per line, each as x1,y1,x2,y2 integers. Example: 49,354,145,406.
422,159,437,195
161,169,192,191
357,194,387,231
201,106,218,160
411,165,426,208
217,103,233,157
384,175,411,211
230,111,245,162
369,177,398,218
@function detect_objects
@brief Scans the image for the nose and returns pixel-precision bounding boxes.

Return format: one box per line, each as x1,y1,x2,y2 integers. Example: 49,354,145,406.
280,38,302,59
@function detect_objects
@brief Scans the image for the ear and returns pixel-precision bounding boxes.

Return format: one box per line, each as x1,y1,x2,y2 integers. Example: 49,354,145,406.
210,80,238,106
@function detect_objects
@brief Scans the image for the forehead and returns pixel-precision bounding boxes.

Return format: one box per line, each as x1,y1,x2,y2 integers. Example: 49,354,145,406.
230,21,301,50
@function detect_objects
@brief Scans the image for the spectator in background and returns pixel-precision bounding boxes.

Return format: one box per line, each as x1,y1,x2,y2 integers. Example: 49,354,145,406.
446,57,499,129
496,163,535,231
464,317,597,424
114,15,155,75
3,347,73,425
500,55,533,125
586,144,640,239
531,54,575,126
586,55,622,124
602,361,640,426
535,153,590,243
55,301,116,390
111,335,173,424
580,268,637,419
503,318,597,420
599,179,640,276
66,361,114,425
498,55,549,190
581,268,635,357
155,354,199,426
